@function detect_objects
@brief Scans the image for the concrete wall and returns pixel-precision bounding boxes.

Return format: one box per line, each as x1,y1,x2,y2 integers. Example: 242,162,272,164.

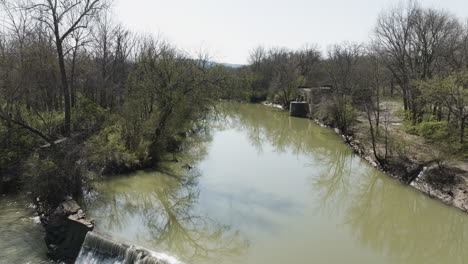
290,102,309,117
296,87,334,118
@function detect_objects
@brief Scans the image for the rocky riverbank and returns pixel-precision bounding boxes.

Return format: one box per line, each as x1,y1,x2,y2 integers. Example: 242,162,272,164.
39,199,94,263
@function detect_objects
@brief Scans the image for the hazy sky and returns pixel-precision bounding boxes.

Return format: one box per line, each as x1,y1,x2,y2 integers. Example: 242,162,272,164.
114,0,467,64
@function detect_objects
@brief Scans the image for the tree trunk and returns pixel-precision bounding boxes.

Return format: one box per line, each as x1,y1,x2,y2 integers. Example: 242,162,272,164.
432,104,437,117
100,41,108,108
56,38,71,137
375,85,380,129
437,106,442,121
365,105,382,165
70,46,78,108
149,104,173,163
460,116,465,144
402,86,408,111
390,78,394,97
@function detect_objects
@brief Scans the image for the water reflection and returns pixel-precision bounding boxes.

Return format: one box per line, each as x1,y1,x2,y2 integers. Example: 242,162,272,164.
311,139,468,264
345,171,468,264
217,102,342,157
216,102,468,264
85,102,467,264
85,163,248,263
312,148,356,215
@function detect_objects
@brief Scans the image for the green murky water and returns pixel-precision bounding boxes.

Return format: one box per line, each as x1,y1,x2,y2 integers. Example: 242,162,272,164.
0,195,50,263
1,103,467,263
85,103,468,264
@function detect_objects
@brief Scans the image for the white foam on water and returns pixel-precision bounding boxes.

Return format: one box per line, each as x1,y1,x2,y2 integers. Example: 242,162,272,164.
75,231,184,264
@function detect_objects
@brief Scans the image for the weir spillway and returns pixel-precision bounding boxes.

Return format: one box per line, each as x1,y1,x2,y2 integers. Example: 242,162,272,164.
75,231,183,264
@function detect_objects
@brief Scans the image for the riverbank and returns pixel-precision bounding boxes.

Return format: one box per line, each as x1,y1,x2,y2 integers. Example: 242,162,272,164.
329,120,468,213
262,101,468,213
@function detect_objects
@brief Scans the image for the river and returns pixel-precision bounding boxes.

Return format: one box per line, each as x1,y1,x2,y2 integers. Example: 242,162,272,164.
0,195,50,263
1,102,467,263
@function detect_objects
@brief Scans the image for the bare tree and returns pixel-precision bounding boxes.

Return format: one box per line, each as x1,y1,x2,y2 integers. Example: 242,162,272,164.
325,42,363,134
374,1,461,121
109,24,135,108
296,44,322,84
460,21,468,70
412,7,460,79
248,46,266,70
267,48,304,108
0,0,35,107
28,0,109,136
69,27,91,108
374,1,419,114
92,11,114,108
359,44,391,165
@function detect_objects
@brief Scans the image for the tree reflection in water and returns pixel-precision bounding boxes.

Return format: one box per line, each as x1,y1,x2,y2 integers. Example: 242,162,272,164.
311,148,356,215
314,145,468,264
85,102,467,264
218,102,468,264
84,126,249,263
216,102,342,157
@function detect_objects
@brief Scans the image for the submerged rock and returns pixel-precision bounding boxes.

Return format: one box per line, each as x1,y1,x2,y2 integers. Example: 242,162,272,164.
41,199,94,263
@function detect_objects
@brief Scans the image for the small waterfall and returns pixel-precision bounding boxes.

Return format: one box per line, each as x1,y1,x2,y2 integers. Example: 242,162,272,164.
75,231,183,264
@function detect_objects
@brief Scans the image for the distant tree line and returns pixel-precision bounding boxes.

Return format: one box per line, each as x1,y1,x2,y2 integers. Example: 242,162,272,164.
229,1,468,170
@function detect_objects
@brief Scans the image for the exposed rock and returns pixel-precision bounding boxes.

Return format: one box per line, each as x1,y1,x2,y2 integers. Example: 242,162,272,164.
41,199,94,263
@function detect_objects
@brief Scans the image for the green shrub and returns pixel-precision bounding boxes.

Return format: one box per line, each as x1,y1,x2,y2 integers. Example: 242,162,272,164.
23,156,59,205
344,104,357,127
403,120,448,140
85,124,143,174
167,134,184,152
416,121,448,140
72,96,106,131
0,122,35,184
403,122,419,135
23,150,84,208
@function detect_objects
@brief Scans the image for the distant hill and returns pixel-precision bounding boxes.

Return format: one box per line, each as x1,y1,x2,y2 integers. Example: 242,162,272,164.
219,63,246,68
196,60,246,69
